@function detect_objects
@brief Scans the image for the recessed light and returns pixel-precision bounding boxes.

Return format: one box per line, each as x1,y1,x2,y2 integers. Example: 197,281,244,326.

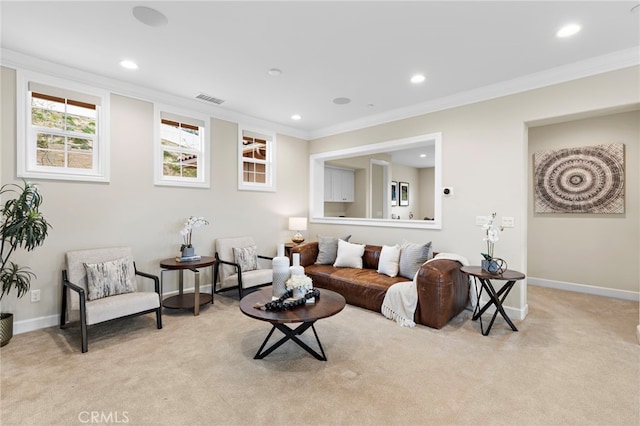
333,97,351,105
119,60,138,70
268,68,282,77
132,6,168,27
410,74,426,84
556,24,581,38
291,114,302,120
420,154,427,158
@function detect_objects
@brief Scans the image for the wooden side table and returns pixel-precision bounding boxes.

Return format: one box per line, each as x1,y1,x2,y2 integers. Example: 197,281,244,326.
284,242,297,257
159,256,216,316
460,266,525,336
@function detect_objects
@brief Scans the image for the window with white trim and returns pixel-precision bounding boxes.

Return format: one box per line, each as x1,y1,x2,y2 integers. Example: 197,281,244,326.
17,70,110,182
238,126,276,192
154,106,209,188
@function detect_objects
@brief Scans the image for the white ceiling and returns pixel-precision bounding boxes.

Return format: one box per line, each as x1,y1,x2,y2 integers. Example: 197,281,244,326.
1,1,639,140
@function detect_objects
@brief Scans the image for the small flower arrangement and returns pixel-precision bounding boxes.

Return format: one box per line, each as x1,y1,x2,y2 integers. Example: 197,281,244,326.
285,274,313,292
180,216,209,250
481,212,504,261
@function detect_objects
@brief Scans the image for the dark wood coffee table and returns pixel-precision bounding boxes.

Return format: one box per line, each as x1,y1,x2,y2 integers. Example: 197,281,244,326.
239,288,346,361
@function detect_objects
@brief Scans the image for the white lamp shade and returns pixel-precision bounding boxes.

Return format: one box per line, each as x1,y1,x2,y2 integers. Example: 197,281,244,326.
289,217,307,231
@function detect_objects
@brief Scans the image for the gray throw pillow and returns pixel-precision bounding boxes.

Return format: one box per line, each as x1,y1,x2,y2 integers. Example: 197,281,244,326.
315,235,351,265
233,245,258,272
398,240,433,279
84,257,137,301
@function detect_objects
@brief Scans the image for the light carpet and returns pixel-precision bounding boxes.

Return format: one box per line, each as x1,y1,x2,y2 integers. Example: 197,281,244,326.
1,285,638,425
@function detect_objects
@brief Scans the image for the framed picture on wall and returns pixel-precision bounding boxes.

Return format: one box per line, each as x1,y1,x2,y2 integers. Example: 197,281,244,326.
391,181,397,206
399,182,409,206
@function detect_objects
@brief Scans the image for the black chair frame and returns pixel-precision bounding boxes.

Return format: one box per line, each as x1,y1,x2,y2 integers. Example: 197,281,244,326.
60,263,162,353
213,252,273,299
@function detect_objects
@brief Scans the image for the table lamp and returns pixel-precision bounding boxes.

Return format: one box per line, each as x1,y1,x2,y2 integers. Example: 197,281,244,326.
288,217,307,244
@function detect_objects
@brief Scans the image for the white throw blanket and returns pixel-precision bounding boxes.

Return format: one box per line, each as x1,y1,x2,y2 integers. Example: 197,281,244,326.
381,253,470,327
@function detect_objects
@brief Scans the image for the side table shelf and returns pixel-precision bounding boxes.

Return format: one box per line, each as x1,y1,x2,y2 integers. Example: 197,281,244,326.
159,256,216,316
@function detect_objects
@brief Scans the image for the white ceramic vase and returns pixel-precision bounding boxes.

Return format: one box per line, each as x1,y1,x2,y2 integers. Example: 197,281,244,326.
272,243,290,298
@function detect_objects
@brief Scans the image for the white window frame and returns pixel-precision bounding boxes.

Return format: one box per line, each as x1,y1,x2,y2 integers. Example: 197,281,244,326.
17,69,110,182
238,125,276,192
154,104,210,188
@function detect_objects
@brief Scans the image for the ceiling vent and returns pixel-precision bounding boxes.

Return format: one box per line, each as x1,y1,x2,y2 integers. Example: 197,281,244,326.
195,93,225,105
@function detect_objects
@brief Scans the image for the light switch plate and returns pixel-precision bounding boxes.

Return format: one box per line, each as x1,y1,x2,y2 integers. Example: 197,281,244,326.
502,216,515,228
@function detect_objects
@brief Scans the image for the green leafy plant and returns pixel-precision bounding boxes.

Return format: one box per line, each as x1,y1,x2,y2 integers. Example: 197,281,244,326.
0,181,51,299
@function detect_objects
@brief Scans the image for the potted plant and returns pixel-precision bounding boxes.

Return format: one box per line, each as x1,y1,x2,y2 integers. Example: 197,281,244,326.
179,216,208,257
0,180,51,346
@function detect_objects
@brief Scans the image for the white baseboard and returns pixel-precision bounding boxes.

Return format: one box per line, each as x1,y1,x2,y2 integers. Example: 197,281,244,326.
14,284,214,335
14,314,59,335
470,299,529,321
528,277,639,302
162,284,213,297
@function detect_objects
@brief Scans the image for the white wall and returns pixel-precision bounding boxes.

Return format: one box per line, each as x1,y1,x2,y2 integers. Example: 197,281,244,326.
2,63,639,331
528,110,639,295
419,167,435,220
0,66,309,330
308,66,640,318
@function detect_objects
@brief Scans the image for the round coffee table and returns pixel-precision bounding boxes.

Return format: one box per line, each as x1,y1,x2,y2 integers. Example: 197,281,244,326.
239,287,346,361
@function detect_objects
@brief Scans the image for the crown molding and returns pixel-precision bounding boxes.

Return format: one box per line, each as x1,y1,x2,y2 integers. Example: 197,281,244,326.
307,47,640,140
3,47,638,142
0,48,309,141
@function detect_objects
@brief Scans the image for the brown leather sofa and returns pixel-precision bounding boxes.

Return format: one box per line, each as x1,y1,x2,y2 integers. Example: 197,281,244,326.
291,241,469,329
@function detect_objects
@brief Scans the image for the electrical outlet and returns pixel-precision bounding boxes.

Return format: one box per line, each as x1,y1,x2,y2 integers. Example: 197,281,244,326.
502,216,515,228
30,289,41,303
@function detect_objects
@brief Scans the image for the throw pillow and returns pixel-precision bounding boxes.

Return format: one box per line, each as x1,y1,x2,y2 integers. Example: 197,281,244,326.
333,239,366,269
377,244,401,277
398,240,433,279
84,257,137,301
315,234,351,265
233,245,258,272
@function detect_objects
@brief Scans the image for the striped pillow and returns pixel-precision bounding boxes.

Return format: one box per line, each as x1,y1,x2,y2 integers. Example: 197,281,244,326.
398,241,433,279
84,257,137,301
233,245,259,272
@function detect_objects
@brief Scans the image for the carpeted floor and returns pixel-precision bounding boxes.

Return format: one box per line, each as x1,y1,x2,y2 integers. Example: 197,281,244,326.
1,285,638,426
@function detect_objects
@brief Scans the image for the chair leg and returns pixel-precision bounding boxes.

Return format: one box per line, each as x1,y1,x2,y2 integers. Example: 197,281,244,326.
238,285,243,300
81,322,88,353
79,296,88,353
60,287,67,329
156,308,163,329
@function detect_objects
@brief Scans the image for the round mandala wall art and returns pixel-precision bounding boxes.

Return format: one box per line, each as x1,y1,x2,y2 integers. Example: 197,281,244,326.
533,143,625,214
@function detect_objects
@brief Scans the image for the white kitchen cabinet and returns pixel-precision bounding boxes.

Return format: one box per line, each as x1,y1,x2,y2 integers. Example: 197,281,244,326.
325,167,355,202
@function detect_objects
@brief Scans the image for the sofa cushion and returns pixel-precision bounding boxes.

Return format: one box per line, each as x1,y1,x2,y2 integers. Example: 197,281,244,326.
84,257,137,301
315,234,351,265
333,240,365,268
399,240,433,279
304,264,407,312
377,244,401,277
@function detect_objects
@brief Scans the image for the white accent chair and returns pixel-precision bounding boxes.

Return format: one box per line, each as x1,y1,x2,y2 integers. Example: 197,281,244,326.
60,247,162,353
214,237,273,299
